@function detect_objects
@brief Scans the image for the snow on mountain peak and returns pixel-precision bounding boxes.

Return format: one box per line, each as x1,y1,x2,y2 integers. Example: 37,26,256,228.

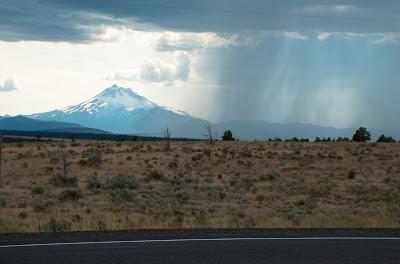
99,85,140,98
61,85,157,114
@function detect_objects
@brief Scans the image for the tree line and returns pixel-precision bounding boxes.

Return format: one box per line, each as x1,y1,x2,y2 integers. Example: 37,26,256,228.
218,127,398,143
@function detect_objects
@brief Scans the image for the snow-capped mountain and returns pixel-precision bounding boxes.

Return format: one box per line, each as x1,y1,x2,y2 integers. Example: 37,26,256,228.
28,84,389,140
62,85,157,114
29,85,196,134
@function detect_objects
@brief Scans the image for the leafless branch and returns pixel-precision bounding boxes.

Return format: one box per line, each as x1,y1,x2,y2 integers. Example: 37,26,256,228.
162,124,172,151
201,122,215,144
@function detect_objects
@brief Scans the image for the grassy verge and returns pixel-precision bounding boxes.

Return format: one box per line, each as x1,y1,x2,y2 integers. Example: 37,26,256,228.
0,140,399,232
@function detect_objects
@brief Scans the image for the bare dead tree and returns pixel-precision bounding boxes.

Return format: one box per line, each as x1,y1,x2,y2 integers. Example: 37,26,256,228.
61,152,68,176
201,122,216,144
162,124,172,151
57,142,68,176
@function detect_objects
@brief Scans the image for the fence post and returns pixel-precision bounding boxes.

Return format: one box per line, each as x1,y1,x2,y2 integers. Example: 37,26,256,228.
0,134,2,187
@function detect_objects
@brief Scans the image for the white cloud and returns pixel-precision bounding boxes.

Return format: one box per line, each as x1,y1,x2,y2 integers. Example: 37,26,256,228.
103,71,139,82
155,32,258,51
85,25,135,43
85,25,310,52
279,32,309,41
0,78,17,92
140,52,191,82
84,25,263,50
372,33,400,45
315,31,400,45
156,31,311,50
317,32,332,42
301,5,355,14
105,51,193,83
341,32,400,45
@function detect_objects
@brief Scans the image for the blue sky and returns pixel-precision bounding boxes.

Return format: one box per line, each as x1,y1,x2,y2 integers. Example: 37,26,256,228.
0,0,400,130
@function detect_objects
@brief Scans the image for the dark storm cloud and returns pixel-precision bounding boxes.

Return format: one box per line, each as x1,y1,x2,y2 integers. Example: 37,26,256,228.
2,0,400,131
205,35,400,131
1,0,400,42
0,0,112,42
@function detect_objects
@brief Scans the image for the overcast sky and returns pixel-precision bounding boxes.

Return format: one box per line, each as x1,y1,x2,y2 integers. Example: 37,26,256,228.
1,0,400,130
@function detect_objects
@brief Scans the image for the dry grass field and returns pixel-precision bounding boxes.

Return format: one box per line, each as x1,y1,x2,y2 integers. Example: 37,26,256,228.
0,139,400,232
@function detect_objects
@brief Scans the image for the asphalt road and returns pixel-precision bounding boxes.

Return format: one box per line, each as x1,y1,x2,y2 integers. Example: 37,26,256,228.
1,229,400,263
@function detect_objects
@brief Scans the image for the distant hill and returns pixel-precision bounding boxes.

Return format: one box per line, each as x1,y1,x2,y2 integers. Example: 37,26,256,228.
43,127,110,134
0,116,109,134
150,120,395,141
211,121,398,141
214,121,354,140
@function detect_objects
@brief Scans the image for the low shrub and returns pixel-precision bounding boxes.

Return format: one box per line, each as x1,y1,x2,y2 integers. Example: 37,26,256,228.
146,170,164,182
32,199,55,212
277,200,317,226
70,141,81,147
41,218,71,233
176,191,189,203
0,193,7,208
168,160,178,169
31,184,46,195
0,219,20,233
218,191,226,201
86,152,102,167
256,194,265,202
49,173,77,187
191,154,203,161
296,196,318,212
58,188,82,201
86,176,102,189
348,170,356,179
48,154,60,165
18,201,28,208
241,176,258,189
202,148,212,157
79,152,102,167
259,172,278,181
44,166,54,172
18,211,28,219
110,188,136,202
239,148,252,157
104,175,138,190
71,214,81,222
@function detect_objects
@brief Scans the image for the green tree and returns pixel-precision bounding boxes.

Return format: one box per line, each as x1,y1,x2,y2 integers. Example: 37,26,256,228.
376,134,396,143
352,127,371,142
222,130,235,141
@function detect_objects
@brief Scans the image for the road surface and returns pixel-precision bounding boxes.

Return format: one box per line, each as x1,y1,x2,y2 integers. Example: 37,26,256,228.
1,229,400,263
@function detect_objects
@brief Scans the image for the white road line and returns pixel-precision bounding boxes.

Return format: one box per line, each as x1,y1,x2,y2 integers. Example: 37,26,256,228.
1,237,400,249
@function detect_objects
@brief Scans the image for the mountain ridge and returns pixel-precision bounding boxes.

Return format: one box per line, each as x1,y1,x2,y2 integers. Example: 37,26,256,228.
0,116,109,134
23,85,399,140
